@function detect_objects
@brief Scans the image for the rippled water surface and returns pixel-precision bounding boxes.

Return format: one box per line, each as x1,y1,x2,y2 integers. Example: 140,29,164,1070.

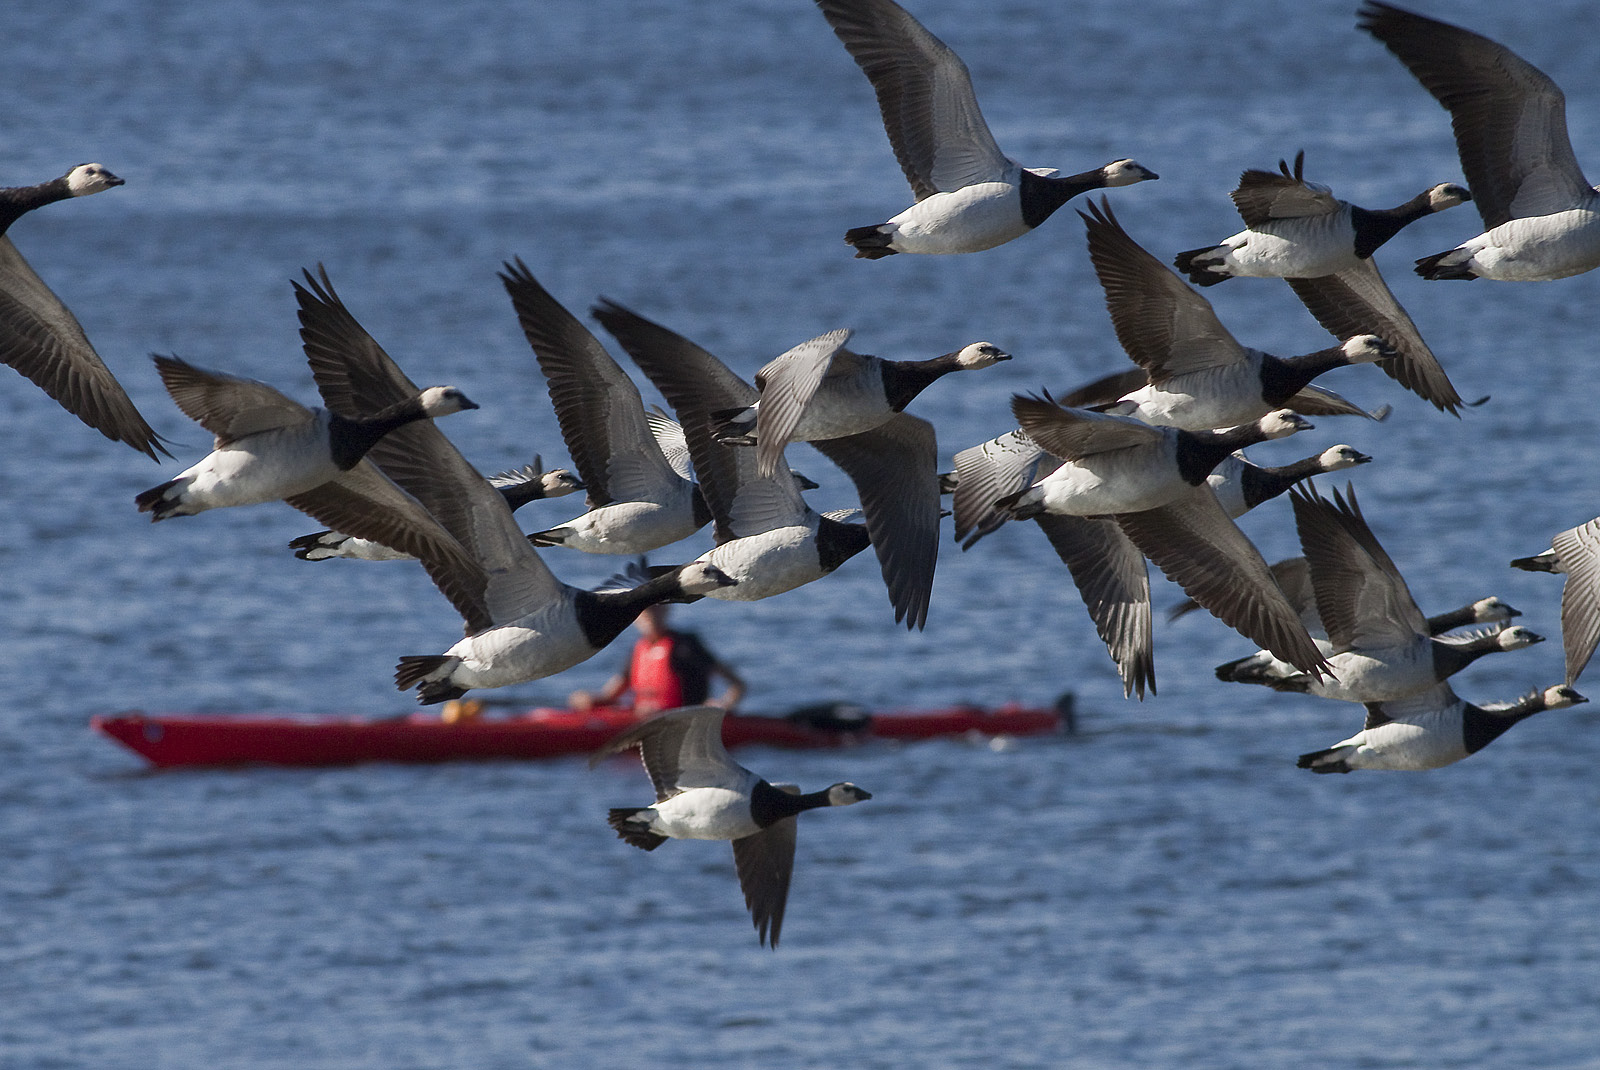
3,1,1599,1067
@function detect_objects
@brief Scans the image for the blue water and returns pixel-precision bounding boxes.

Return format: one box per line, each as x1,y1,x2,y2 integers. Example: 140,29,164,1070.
3,0,1599,1066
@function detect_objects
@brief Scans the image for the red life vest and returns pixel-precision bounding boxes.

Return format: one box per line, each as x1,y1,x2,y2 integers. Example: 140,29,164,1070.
629,633,685,713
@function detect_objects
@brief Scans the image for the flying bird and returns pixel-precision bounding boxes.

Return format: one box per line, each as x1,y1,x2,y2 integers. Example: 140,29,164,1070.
595,299,935,629
1360,1,1600,281
0,163,168,458
285,267,736,705
592,705,871,948
1173,151,1470,413
1297,682,1586,773
134,354,476,525
814,0,1155,257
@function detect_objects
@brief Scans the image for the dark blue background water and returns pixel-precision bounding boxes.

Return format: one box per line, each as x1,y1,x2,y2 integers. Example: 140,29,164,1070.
3,1,1598,1066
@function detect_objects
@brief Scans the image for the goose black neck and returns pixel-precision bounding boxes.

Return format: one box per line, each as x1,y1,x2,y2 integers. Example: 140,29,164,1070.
1258,346,1351,407
1176,425,1276,485
1425,604,1479,634
573,569,687,649
497,481,540,512
1430,634,1504,679
326,395,432,470
497,474,556,512
1019,168,1103,229
880,356,961,411
816,516,871,573
1239,456,1326,509
1350,197,1432,260
0,176,72,236
1461,703,1536,755
749,779,834,828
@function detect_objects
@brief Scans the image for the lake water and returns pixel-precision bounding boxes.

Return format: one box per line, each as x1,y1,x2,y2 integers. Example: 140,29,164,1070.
3,0,1599,1066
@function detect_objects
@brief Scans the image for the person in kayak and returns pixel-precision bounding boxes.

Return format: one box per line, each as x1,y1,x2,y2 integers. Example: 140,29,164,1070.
568,604,745,717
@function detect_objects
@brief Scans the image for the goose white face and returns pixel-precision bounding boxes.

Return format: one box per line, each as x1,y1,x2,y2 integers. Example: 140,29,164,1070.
1258,410,1313,440
1427,183,1472,211
416,385,479,416
1101,159,1159,187
1543,685,1588,709
678,561,738,595
1342,334,1395,364
1319,445,1372,471
1495,625,1544,651
542,469,585,496
826,782,872,806
954,342,1012,369
67,162,124,196
1472,597,1519,623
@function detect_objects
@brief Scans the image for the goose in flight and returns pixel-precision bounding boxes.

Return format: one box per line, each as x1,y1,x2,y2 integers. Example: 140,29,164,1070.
952,433,1368,698
134,354,476,524
592,705,871,948
1080,200,1398,430
286,267,736,705
1360,1,1600,281
814,0,1155,257
1173,151,1469,413
710,330,1008,481
999,392,1328,681
500,259,711,555
0,162,168,458
1174,152,1470,286
1213,484,1544,702
1297,682,1586,773
595,299,934,629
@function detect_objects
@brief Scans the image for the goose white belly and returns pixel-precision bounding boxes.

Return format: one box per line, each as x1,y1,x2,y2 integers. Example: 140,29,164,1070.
438,596,599,690
1446,207,1600,280
646,784,763,841
882,182,1027,255
547,496,703,554
1113,363,1270,431
1210,212,1359,278
1329,711,1467,771
697,525,826,601
170,423,343,513
1302,643,1435,703
1025,446,1188,517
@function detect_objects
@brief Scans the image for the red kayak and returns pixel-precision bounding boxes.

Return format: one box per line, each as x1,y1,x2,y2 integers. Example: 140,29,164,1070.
91,697,1069,768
